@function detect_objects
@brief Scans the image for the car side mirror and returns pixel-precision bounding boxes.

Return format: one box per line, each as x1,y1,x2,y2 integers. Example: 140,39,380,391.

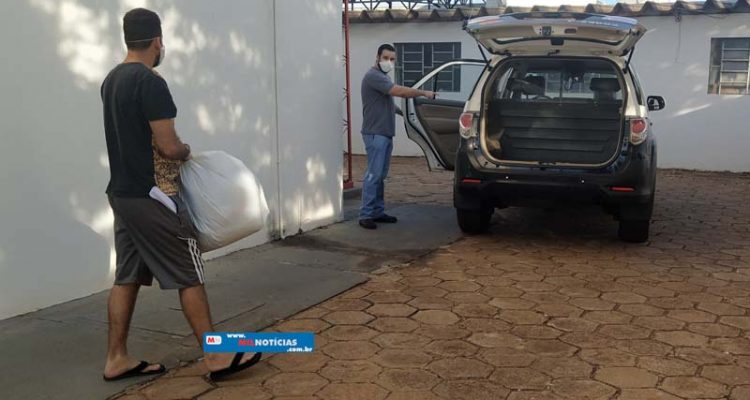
647,96,665,111
395,105,403,116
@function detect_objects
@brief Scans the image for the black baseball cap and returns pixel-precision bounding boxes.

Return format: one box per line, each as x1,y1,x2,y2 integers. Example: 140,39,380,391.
123,8,162,42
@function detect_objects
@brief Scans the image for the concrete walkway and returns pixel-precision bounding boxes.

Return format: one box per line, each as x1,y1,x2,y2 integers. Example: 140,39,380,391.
0,158,461,400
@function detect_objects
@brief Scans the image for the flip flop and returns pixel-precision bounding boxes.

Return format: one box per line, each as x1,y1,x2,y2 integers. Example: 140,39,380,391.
103,361,166,381
208,352,263,381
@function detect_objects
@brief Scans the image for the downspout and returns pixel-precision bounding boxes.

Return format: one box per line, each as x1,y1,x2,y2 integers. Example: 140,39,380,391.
343,0,354,190
271,0,284,239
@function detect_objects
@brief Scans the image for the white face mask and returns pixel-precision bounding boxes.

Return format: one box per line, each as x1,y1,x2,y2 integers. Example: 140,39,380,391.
378,60,394,74
154,45,165,68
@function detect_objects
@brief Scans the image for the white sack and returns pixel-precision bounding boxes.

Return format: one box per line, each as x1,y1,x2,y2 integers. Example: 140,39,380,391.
179,151,269,252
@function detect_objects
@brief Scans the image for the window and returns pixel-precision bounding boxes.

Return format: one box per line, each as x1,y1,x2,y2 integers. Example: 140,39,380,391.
417,63,485,102
709,38,750,95
395,42,461,89
497,59,622,102
522,71,621,101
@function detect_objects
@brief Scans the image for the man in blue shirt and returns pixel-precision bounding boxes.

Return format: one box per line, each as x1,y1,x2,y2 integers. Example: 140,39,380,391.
359,44,435,230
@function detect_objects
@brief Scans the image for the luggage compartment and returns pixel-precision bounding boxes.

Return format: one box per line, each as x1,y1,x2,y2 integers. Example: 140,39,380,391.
482,58,626,167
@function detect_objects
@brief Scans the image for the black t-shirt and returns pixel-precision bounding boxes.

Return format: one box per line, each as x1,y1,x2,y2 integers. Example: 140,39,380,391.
101,63,177,197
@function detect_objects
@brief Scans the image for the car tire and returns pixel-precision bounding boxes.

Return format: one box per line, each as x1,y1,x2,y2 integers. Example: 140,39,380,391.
618,220,650,243
456,208,493,234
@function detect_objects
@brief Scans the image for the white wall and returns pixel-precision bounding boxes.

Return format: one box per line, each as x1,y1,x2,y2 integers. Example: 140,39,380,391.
633,14,750,172
0,0,342,319
349,15,750,172
275,0,344,237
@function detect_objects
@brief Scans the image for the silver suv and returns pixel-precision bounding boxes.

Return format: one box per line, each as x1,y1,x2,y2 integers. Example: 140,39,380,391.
402,12,665,242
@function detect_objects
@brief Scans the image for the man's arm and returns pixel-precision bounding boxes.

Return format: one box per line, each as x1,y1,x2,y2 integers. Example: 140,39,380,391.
150,119,191,161
389,85,436,99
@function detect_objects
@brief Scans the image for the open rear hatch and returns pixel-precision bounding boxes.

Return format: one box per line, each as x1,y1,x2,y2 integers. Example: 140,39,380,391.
481,57,628,169
464,12,646,57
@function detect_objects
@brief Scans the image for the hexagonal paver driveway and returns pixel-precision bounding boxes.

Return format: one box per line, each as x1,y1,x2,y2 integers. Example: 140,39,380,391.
117,158,750,400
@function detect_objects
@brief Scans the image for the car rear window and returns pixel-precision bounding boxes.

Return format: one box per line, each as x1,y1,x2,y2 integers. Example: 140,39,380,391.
495,58,623,103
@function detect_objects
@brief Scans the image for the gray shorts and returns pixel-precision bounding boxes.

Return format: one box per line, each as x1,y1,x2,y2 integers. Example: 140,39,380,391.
109,195,204,289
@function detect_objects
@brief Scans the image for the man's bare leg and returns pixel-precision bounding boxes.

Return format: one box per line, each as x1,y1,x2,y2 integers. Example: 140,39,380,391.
178,285,256,371
104,284,162,378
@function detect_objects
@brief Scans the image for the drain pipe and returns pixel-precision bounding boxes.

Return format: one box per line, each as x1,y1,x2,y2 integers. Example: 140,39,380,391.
272,0,284,238
343,0,354,190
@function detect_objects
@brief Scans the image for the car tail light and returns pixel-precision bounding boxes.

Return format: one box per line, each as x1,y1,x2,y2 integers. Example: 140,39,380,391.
459,112,475,139
629,118,648,145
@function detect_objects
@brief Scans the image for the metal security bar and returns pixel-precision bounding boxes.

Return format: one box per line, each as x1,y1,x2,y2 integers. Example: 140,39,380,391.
717,38,750,95
395,42,461,88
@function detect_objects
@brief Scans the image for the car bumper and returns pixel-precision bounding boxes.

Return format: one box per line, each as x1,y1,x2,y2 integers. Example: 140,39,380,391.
453,138,657,214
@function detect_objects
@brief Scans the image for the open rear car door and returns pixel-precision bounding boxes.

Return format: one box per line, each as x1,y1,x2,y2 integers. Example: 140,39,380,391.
403,60,486,170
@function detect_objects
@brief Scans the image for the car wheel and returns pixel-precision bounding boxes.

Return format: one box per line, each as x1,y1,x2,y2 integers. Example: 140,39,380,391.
618,220,650,243
456,208,493,234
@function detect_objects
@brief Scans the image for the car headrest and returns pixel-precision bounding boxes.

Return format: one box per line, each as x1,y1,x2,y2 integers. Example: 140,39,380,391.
507,79,542,96
524,76,546,95
507,76,546,97
507,79,524,92
590,78,620,93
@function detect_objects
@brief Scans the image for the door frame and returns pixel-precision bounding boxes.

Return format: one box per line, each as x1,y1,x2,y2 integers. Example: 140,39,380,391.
403,59,487,170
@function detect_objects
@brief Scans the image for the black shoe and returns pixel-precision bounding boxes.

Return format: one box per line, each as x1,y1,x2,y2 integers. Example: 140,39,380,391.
373,214,398,223
208,352,263,381
359,219,377,230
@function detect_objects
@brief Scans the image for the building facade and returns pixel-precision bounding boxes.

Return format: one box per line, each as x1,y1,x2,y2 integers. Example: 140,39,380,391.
0,0,344,319
347,1,750,172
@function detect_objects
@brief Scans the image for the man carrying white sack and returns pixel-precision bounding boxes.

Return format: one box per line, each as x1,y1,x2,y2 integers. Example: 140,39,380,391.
100,8,260,382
